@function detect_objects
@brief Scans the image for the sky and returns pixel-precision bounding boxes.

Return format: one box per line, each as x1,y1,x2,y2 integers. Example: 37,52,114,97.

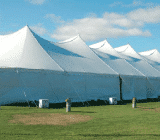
0,0,160,52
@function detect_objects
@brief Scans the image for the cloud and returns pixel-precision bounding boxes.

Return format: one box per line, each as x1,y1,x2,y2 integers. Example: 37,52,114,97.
51,6,160,41
127,6,160,23
26,0,46,5
103,12,144,28
30,23,48,36
51,19,151,41
110,0,155,8
45,14,64,24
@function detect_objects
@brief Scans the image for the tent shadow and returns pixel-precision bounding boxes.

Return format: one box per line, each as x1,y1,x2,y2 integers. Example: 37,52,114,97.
70,111,96,113
77,133,160,137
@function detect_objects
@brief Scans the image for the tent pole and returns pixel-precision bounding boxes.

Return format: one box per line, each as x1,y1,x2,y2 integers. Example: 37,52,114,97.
119,75,123,102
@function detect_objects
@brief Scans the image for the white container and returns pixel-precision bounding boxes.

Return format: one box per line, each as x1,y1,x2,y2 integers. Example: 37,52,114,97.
109,97,117,105
39,99,49,108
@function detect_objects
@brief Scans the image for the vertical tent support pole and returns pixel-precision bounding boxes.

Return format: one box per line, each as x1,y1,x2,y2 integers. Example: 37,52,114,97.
119,75,123,103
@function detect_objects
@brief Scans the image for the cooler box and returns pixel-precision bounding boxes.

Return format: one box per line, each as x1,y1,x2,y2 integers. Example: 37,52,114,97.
39,99,49,108
109,97,117,105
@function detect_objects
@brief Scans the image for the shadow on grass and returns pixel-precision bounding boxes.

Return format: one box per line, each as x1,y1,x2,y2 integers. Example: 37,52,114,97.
68,111,96,113
77,134,160,137
1,132,37,136
137,106,155,109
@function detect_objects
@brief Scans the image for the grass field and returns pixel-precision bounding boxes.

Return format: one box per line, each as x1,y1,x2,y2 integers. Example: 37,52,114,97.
1,102,160,140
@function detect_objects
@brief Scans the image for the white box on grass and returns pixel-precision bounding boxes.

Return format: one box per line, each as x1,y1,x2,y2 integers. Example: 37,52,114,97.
39,99,49,108
109,97,117,105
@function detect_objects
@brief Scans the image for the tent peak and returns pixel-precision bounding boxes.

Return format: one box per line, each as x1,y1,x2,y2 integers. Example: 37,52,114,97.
24,25,31,31
104,39,109,44
89,40,106,49
56,35,79,44
115,44,142,59
139,49,159,56
114,44,129,52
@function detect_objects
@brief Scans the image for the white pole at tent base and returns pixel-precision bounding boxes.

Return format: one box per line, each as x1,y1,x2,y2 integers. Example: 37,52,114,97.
132,97,136,108
65,98,71,112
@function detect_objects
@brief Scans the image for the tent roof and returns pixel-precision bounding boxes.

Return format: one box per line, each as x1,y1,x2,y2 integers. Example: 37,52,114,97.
42,35,119,75
0,26,64,71
115,44,142,59
89,40,145,76
114,44,160,77
89,40,122,58
139,49,158,56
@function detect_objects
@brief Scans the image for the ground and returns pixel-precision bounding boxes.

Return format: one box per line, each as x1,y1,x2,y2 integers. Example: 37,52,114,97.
9,113,94,126
137,106,160,112
9,105,160,126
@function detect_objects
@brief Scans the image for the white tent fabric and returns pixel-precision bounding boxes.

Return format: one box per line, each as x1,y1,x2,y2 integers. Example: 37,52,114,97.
115,44,160,98
0,26,120,104
89,40,147,100
139,49,160,71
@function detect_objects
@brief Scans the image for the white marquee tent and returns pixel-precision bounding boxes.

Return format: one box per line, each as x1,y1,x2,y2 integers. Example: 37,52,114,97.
0,26,120,105
89,40,147,100
115,44,160,99
0,25,160,105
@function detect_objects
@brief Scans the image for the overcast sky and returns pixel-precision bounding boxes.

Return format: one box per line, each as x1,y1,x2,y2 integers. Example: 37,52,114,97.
0,0,160,52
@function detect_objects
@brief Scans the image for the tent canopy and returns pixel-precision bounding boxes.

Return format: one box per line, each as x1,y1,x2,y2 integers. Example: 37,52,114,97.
89,40,145,77
115,44,160,77
32,31,119,75
139,49,160,72
0,26,64,71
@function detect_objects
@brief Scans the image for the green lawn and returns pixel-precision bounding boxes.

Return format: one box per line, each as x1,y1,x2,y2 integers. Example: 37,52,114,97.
1,102,160,140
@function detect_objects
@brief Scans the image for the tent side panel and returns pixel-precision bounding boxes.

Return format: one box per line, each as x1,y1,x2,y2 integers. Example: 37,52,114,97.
146,78,160,98
85,74,120,101
134,77,147,100
121,76,147,100
0,69,120,104
121,76,135,100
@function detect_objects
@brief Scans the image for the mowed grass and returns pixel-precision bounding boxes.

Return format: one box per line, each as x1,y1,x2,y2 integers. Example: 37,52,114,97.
1,102,160,140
